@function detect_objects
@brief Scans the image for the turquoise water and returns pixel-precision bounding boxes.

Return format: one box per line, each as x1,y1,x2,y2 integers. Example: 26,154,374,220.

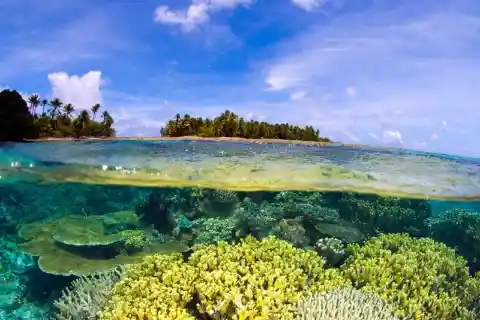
0,140,479,319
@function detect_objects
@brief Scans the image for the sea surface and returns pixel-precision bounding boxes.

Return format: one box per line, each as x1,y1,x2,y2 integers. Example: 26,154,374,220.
0,139,478,319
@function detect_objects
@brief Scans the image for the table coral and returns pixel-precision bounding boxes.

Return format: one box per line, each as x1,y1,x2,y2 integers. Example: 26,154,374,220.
17,214,186,276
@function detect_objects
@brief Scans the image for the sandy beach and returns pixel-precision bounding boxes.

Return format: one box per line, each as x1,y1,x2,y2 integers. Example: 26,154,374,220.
24,136,377,149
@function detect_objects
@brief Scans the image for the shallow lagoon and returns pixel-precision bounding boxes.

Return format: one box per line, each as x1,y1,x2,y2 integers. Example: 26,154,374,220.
0,139,479,319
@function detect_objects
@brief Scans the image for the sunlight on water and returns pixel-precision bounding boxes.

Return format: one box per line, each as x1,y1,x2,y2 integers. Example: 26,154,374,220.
0,139,479,200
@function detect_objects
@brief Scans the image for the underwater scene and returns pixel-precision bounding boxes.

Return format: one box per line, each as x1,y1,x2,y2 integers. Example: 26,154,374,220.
0,139,479,320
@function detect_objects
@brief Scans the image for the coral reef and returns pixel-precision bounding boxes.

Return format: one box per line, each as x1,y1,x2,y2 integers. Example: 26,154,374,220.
120,230,150,252
294,287,398,320
193,217,236,245
341,233,480,319
425,208,480,273
315,237,346,267
100,236,347,319
337,193,431,236
53,267,124,320
0,238,48,319
17,213,186,276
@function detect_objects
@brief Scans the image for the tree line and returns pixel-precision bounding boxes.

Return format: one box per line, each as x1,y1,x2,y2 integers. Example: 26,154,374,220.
160,110,331,142
0,89,115,142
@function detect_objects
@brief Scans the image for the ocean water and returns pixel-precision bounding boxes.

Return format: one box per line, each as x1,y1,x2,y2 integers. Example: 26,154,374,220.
0,139,479,319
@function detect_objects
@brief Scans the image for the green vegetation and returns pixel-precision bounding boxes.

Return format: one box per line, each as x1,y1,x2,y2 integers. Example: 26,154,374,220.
160,110,331,142
0,89,115,141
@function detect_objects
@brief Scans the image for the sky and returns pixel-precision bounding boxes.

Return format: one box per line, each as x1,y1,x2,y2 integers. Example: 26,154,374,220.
0,0,479,157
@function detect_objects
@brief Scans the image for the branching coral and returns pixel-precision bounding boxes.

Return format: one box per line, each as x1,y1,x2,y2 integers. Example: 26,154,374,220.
270,218,310,247
234,198,277,238
193,217,236,245
341,233,480,319
425,208,480,273
189,236,347,319
54,266,124,320
120,230,150,252
100,236,348,320
337,193,431,236
294,287,398,320
100,253,197,320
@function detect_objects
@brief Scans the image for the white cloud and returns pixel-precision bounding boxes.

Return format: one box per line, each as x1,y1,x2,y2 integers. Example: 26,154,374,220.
346,86,356,98
154,4,210,32
0,9,130,82
261,8,480,156
154,0,254,31
292,0,323,11
290,90,307,100
381,130,403,145
48,71,103,110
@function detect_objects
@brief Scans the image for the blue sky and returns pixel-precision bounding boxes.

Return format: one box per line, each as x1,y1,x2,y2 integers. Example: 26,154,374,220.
1,0,479,157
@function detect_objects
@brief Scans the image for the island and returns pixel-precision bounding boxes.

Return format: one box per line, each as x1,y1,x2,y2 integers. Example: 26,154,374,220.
0,88,331,144
0,89,115,142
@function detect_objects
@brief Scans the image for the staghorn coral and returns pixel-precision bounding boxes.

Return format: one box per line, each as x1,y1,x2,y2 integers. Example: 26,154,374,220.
294,287,398,320
99,253,197,320
189,236,347,319
341,233,480,320
54,266,124,320
100,236,347,320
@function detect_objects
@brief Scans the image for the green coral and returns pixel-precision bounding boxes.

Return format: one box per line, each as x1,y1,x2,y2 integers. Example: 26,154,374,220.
18,214,186,276
295,287,398,320
341,233,480,319
100,236,347,320
337,193,431,236
270,218,310,247
120,229,150,251
194,217,236,244
425,208,480,273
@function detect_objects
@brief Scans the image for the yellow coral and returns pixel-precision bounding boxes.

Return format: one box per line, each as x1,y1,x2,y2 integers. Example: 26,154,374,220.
100,236,347,320
120,229,149,251
100,253,196,320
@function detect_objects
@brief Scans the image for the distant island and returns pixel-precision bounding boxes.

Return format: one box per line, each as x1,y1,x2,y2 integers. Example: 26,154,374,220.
160,111,331,142
0,89,330,143
0,89,115,142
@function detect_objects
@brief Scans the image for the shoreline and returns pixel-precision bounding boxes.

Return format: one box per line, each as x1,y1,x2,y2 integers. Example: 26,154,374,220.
24,136,376,149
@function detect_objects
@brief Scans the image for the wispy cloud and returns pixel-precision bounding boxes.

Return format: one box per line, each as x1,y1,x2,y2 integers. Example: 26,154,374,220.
0,5,131,82
291,0,324,11
260,6,480,156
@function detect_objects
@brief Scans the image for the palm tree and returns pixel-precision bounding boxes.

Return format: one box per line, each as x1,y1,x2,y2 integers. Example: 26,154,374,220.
91,103,101,120
101,110,113,128
41,99,48,116
63,104,75,118
49,98,63,118
27,94,41,115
